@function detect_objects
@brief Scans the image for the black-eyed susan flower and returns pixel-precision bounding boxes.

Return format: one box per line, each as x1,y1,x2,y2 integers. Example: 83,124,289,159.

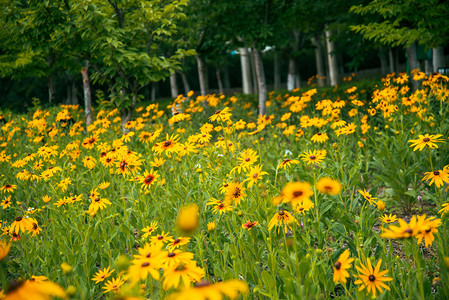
415,215,441,248
92,266,115,284
282,182,313,206
152,134,181,155
268,210,299,233
311,132,329,143
224,182,246,205
10,216,32,234
82,156,96,169
162,261,205,290
354,258,393,297
177,204,199,233
1,184,17,193
169,237,191,251
244,165,268,188
0,240,11,261
380,214,397,224
277,158,300,170
408,134,444,151
102,276,125,294
422,169,449,188
141,222,158,239
299,150,326,165
88,197,112,212
159,250,194,268
165,279,248,300
206,199,234,215
138,170,159,190
27,218,41,237
150,231,174,245
332,249,354,284
4,278,66,299
1,196,12,209
358,189,377,205
381,215,426,239
315,177,342,195
98,181,110,189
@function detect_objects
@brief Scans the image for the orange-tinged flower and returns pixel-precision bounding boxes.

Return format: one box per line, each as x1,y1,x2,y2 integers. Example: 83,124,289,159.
332,250,354,284
354,258,393,297
408,134,444,151
268,210,299,233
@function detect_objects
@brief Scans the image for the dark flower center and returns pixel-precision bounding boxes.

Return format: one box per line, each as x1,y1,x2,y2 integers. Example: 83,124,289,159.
15,216,22,222
95,198,100,202
168,252,176,257
293,191,303,197
310,155,316,160
174,238,181,243
334,261,341,270
279,210,285,216
369,275,375,282
218,203,224,208
141,262,150,267
144,175,155,184
404,228,413,234
434,171,440,176
164,141,172,147
157,235,163,240
423,137,430,142
233,188,241,198
146,253,151,258
245,158,250,162
317,132,322,135
176,264,186,271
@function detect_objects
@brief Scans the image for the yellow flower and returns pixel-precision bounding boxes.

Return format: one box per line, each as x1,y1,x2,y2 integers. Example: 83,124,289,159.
333,250,354,284
282,182,313,206
380,214,397,224
177,204,199,234
92,267,115,284
422,169,449,188
98,182,110,189
358,189,377,205
408,134,444,151
42,195,51,203
3,279,66,299
268,210,299,233
315,177,342,195
0,240,11,261
207,222,215,231
354,258,393,297
376,200,386,211
165,279,248,300
61,262,73,275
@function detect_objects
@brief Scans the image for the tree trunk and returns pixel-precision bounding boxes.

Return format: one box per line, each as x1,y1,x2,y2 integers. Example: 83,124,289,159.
252,48,267,116
249,48,258,94
312,34,326,87
424,59,433,75
72,80,78,105
406,43,420,92
223,65,231,89
170,73,178,98
196,55,208,95
379,48,388,75
216,67,224,94
325,26,338,86
274,51,281,90
287,57,296,91
178,71,191,95
239,47,252,94
151,82,156,102
66,75,72,105
394,47,399,74
389,48,395,73
81,60,93,126
48,75,55,104
433,46,445,73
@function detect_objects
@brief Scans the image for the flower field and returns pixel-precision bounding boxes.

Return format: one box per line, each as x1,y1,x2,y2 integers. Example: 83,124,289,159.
1,71,449,299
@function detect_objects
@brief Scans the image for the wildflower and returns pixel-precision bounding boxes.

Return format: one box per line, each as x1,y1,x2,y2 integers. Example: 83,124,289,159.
408,134,444,151
282,182,313,206
422,169,449,188
207,222,215,231
1,196,12,209
169,237,191,251
150,231,174,245
92,267,115,284
3,279,66,299
10,216,33,234
88,197,112,212
138,170,159,190
177,204,199,233
153,134,181,155
380,214,397,224
162,261,205,290
102,276,125,294
165,279,248,300
358,189,377,205
1,184,17,193
82,156,96,169
27,219,42,236
315,177,342,195
0,240,11,261
141,221,158,239
242,221,258,230
332,249,354,284
206,199,233,215
277,158,300,169
439,202,449,215
381,215,426,239
415,215,441,248
244,165,268,188
238,149,259,167
98,182,110,189
376,200,386,211
354,258,393,297
299,150,326,165
311,132,329,143
224,182,246,205
159,250,194,268
268,210,299,233
150,157,165,168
